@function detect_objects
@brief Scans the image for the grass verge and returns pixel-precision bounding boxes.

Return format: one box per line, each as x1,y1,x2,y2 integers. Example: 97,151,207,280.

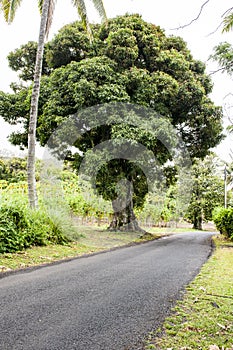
144,234,233,350
147,227,207,234
0,225,160,273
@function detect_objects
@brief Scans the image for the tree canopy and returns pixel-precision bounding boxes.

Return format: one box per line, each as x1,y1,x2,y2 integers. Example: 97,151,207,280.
1,14,223,154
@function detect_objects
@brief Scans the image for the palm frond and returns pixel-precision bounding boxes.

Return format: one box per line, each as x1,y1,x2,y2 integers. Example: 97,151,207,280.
0,0,9,22
91,0,107,21
222,12,233,33
38,0,43,12
0,0,22,23
71,0,107,40
72,0,92,38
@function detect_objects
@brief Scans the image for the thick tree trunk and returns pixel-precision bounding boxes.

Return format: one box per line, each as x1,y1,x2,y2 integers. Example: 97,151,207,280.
27,0,50,208
107,178,145,232
193,212,202,230
108,199,145,233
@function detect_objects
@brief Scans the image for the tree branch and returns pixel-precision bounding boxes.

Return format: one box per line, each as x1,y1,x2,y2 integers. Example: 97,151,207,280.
206,7,233,36
221,7,233,19
171,0,210,30
206,21,224,36
208,64,233,75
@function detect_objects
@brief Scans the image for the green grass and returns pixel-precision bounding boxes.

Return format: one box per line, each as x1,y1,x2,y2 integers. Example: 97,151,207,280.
0,225,160,272
144,235,233,350
147,227,205,234
0,242,98,271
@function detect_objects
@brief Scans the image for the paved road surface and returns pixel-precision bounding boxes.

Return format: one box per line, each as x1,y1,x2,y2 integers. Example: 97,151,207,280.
0,231,214,350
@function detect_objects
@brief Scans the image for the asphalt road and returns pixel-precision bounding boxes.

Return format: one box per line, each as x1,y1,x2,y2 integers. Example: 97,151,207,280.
0,231,214,350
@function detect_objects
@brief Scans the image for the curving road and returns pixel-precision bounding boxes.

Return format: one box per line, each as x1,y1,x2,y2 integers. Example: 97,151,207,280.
0,231,214,350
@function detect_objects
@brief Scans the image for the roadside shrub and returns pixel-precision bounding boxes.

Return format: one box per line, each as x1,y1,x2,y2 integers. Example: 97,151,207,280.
26,209,71,245
212,207,233,240
0,204,28,253
0,202,71,254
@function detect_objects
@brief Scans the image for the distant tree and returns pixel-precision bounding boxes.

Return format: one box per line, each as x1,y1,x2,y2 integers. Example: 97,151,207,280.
211,42,233,76
210,43,233,132
186,154,225,230
222,7,233,33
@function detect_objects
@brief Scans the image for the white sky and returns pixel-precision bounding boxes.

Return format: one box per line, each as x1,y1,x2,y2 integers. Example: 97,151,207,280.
0,0,233,160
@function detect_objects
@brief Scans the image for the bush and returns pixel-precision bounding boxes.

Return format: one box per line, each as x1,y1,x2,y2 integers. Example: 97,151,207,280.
25,210,69,247
0,157,41,183
212,207,233,240
0,202,71,254
0,216,25,253
27,209,71,245
0,204,29,253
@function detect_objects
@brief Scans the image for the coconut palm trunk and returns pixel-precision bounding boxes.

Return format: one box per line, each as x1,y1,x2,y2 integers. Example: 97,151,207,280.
27,0,106,208
27,0,51,208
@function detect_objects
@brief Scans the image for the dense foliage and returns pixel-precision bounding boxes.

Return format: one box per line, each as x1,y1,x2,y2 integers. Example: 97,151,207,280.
0,160,76,253
1,15,223,155
0,201,70,253
211,42,233,76
0,157,41,182
213,207,233,240
185,155,225,229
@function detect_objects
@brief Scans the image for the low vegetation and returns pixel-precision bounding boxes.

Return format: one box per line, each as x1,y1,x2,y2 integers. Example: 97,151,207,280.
0,200,71,254
144,235,233,350
213,207,233,240
0,160,193,255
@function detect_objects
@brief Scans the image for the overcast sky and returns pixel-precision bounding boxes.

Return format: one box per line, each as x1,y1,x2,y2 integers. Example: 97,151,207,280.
0,0,233,160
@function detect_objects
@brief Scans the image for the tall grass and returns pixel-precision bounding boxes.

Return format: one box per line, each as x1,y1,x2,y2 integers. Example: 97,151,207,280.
0,181,78,253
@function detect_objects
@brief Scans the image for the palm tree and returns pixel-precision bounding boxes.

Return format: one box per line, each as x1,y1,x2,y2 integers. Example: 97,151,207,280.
223,10,233,32
0,0,107,208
